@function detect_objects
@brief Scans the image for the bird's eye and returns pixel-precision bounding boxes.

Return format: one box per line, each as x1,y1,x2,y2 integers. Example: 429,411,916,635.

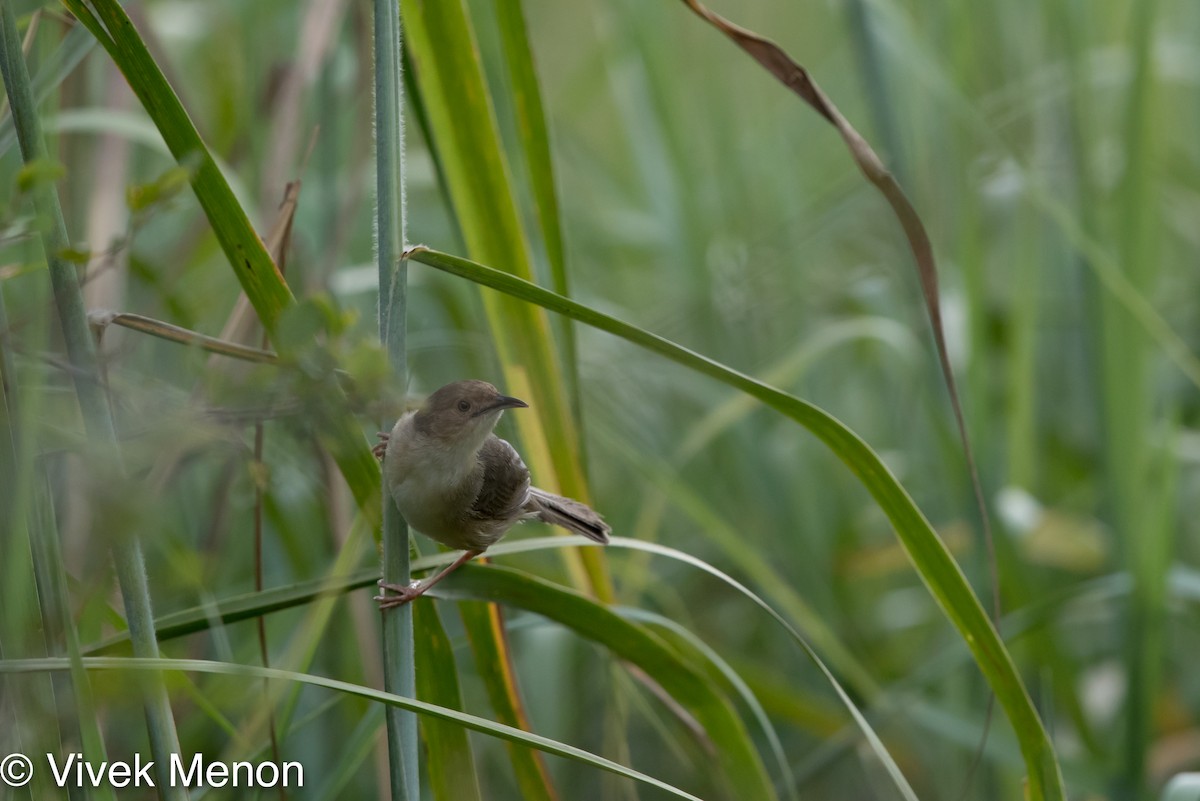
457,400,471,413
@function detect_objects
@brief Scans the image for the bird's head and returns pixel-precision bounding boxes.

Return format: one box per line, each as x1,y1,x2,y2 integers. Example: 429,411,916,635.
413,380,528,457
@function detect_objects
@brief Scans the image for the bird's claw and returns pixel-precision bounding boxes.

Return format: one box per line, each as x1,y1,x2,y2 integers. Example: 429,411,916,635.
372,432,390,460
376,578,423,609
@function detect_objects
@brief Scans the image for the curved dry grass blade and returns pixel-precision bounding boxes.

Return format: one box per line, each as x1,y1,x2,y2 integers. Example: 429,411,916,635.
673,0,998,620
89,311,280,364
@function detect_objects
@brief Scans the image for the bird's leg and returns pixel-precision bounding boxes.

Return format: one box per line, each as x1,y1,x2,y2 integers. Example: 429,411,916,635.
376,549,482,609
371,431,390,460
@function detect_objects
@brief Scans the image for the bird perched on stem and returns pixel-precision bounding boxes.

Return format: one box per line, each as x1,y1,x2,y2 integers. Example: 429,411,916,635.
374,379,610,608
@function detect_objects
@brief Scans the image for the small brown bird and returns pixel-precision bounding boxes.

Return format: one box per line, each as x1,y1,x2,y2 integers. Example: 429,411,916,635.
374,380,610,608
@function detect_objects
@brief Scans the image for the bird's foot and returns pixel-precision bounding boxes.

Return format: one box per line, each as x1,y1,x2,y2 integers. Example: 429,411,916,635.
375,579,424,609
371,432,390,460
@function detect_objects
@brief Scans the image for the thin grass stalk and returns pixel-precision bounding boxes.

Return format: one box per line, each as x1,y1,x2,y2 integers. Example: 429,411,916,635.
6,287,115,801
1116,0,1169,789
0,5,187,797
373,0,418,797
30,472,116,801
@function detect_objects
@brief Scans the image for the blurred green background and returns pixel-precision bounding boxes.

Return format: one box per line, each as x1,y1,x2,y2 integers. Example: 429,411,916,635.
2,0,1198,799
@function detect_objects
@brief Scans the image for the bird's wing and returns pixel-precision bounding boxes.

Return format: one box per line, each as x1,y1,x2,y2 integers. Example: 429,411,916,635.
469,436,531,522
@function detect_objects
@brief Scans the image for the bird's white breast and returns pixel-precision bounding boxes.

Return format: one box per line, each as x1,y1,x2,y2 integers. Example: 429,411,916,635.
385,415,463,527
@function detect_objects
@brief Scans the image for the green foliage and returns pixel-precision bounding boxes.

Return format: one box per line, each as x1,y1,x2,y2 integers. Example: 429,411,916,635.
2,0,1197,799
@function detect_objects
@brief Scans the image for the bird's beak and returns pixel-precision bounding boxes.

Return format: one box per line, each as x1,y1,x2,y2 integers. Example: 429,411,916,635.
475,395,529,417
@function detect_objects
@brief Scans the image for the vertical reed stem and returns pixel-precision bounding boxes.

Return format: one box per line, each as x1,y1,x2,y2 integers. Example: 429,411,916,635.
373,0,417,798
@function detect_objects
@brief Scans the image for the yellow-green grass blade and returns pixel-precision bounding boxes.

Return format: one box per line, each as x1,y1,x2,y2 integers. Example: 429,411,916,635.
406,245,1065,801
415,602,484,801
399,0,608,596
59,0,382,531
490,0,582,421
459,601,560,801
0,657,706,801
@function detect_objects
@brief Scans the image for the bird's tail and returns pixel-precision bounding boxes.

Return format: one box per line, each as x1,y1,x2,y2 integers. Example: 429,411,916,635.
526,487,611,544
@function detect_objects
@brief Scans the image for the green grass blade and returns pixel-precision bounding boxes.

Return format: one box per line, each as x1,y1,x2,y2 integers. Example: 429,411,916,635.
27,474,116,801
59,0,383,532
61,0,292,329
675,0,998,627
459,601,560,801
399,0,609,596
405,245,1065,801
77,534,919,798
1111,1,1170,794
0,657,708,801
415,602,483,801
435,564,778,800
312,707,386,801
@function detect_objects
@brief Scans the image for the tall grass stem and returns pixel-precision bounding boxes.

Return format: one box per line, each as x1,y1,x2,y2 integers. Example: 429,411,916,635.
373,0,418,797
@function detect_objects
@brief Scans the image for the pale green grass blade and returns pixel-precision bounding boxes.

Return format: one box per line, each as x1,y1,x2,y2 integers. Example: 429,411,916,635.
622,608,800,801
0,657,707,801
602,424,881,698
1110,1,1172,793
405,245,1064,801
312,707,386,801
27,474,116,801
